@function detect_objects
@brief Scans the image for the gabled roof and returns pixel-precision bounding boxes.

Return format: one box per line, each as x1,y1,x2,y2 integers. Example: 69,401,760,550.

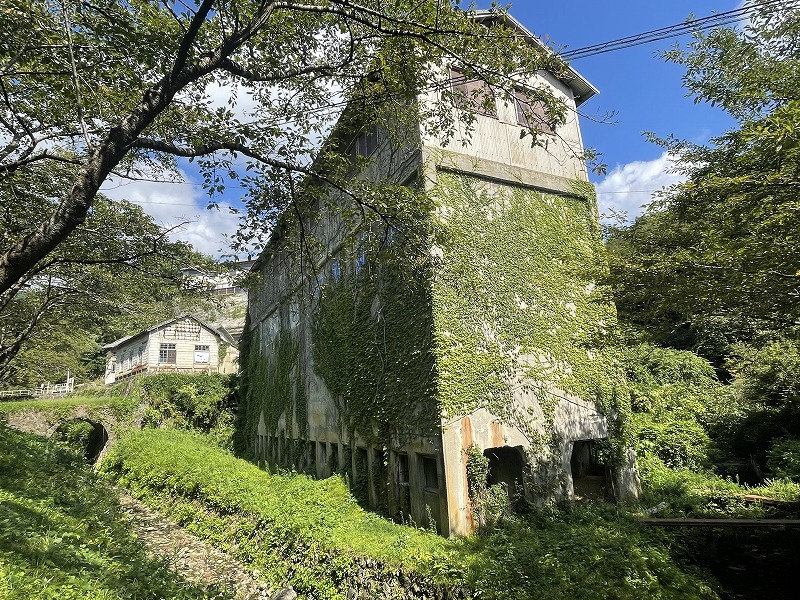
470,10,599,106
104,315,236,351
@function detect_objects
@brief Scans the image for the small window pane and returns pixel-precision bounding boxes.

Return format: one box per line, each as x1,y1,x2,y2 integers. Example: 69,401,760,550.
159,343,176,364
450,69,496,117
514,90,555,135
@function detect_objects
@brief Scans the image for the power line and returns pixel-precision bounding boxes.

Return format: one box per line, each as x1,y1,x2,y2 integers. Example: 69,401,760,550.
561,0,791,60
100,4,786,203
254,0,792,134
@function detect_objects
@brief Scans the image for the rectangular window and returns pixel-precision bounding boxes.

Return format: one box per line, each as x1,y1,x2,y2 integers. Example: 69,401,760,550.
356,447,368,471
329,443,340,472
422,455,439,490
514,90,556,135
320,442,328,468
450,69,496,117
194,344,210,364
397,453,409,485
348,125,379,160
159,343,176,364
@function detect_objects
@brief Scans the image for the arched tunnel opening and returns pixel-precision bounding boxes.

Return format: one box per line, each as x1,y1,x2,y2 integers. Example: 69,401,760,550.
53,419,109,463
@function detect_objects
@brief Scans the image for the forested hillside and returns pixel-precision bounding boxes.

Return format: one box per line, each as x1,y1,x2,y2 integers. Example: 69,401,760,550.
606,2,800,487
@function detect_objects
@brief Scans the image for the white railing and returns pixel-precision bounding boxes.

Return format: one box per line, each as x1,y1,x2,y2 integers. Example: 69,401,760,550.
0,389,34,399
0,372,75,400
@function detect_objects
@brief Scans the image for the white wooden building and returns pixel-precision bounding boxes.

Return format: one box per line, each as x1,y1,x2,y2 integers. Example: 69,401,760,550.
104,315,238,385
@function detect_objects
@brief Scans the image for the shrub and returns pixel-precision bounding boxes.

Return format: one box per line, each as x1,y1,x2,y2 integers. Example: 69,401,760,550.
130,373,238,446
631,415,713,470
52,419,95,455
767,437,800,481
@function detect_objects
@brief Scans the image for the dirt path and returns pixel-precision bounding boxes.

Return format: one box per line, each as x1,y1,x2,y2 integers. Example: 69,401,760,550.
118,493,293,600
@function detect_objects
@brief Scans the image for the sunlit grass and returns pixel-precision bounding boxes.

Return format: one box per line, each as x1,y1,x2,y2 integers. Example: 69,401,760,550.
0,423,231,599
103,428,718,600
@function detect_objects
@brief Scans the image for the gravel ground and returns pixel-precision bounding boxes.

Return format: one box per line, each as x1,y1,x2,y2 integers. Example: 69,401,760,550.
118,492,293,600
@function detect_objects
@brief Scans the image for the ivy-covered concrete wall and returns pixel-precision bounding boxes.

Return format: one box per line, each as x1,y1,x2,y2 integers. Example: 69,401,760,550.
240,61,637,536
429,172,637,534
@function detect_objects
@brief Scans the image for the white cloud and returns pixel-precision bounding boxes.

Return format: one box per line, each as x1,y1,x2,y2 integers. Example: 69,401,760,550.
594,151,685,224
100,172,242,257
204,80,260,123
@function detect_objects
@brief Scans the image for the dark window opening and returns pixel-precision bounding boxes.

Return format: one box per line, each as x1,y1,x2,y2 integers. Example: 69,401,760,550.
329,443,339,473
356,447,369,477
570,439,609,500
484,446,525,502
422,455,439,491
397,453,409,485
514,89,556,136
450,69,497,117
307,441,316,471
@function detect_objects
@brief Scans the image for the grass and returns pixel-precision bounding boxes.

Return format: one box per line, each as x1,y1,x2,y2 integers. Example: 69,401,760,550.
102,428,719,600
0,423,232,599
0,396,132,415
638,453,800,519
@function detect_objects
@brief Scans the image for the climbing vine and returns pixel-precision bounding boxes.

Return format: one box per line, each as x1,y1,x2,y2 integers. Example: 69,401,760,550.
431,173,631,464
238,170,631,500
311,251,439,446
237,321,302,458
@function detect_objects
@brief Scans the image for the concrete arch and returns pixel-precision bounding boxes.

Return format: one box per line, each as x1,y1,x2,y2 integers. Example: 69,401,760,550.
4,404,123,467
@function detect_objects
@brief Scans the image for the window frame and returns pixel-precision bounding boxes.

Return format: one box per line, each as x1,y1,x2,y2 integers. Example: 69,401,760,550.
513,89,556,136
159,343,177,364
194,344,210,364
450,68,497,118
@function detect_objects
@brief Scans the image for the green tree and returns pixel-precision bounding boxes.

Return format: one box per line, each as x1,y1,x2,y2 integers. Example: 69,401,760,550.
0,162,214,385
0,0,567,301
606,1,800,355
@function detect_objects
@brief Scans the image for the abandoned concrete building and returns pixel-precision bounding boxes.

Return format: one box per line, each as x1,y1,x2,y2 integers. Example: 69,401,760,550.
242,11,639,536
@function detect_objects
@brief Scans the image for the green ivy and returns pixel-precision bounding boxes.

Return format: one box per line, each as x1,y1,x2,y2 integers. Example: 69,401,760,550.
311,257,439,445
238,327,299,456
239,172,632,493
431,174,631,460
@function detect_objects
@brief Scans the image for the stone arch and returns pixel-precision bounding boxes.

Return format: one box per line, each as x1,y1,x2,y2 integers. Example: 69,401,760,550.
50,418,111,464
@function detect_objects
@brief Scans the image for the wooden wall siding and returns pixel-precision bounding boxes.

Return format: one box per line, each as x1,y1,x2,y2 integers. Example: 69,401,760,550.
419,69,587,183
111,320,224,380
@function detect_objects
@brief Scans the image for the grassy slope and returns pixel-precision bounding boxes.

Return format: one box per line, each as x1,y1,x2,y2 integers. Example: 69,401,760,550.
102,428,718,600
0,396,128,414
0,423,231,600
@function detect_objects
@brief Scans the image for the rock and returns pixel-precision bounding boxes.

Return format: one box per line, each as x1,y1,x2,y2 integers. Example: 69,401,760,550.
270,587,297,600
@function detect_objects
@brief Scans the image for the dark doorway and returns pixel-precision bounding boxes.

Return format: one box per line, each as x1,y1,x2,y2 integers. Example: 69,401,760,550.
85,422,109,463
484,446,525,502
570,439,608,499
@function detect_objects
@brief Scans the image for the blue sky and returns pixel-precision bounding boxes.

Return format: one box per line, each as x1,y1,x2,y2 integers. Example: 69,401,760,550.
494,0,741,221
102,1,744,255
